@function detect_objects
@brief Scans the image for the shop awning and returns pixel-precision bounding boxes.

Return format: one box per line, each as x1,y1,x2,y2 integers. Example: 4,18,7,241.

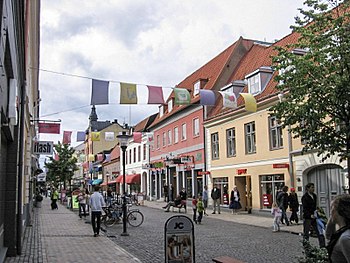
108,180,117,184
91,179,103,185
115,174,140,184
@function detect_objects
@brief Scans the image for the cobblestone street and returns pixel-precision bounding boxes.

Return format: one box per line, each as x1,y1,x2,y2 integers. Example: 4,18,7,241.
102,205,310,263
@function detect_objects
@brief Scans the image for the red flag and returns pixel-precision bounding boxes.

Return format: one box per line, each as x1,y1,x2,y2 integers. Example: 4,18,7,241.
53,151,59,161
63,131,72,144
147,85,164,104
38,122,60,134
133,132,142,143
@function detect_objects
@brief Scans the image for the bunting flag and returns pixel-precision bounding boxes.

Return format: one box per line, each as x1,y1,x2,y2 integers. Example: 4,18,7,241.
53,151,59,161
199,90,216,106
38,122,60,134
174,88,191,105
240,93,257,112
147,85,165,104
79,154,86,162
88,154,95,162
76,131,86,142
91,79,109,105
62,131,72,144
120,82,138,104
105,132,115,141
91,132,101,141
219,92,237,109
146,132,154,145
133,132,142,143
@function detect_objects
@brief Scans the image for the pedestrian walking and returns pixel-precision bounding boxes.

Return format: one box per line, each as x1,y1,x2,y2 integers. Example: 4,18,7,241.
288,187,299,224
211,185,221,214
202,185,209,216
77,189,87,219
89,186,106,237
106,187,113,206
229,186,242,214
51,188,59,210
326,194,350,262
192,196,198,224
163,183,169,202
277,185,289,226
301,182,325,247
197,196,205,224
271,202,282,232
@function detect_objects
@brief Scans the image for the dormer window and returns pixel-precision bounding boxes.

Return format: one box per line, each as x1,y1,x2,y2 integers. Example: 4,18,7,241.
193,81,200,96
221,80,246,97
245,67,273,95
159,105,164,118
168,99,173,112
193,78,208,97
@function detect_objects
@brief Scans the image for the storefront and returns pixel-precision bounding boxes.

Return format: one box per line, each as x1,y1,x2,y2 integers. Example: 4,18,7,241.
260,174,284,209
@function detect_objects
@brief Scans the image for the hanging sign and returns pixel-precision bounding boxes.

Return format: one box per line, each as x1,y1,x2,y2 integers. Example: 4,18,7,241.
33,141,54,155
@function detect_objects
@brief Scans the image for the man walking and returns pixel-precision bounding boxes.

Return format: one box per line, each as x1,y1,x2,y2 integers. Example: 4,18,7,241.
301,183,325,247
89,186,106,237
277,185,289,226
211,185,221,214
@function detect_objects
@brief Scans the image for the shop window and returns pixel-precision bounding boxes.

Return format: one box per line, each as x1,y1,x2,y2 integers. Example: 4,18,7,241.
260,174,285,209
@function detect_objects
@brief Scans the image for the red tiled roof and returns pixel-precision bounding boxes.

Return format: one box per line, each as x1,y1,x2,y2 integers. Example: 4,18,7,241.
149,37,255,128
110,145,120,160
207,30,301,120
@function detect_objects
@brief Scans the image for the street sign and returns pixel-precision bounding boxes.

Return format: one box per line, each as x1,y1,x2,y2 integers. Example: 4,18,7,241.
164,215,195,263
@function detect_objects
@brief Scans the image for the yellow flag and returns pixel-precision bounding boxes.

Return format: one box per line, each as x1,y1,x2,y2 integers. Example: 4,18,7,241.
240,93,257,112
91,132,100,141
120,82,138,104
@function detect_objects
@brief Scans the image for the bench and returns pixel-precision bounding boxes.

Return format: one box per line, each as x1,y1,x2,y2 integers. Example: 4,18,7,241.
171,200,187,213
212,256,246,263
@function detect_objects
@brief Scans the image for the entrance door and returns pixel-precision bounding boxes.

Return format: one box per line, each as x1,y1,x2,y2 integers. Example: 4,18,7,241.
307,164,344,216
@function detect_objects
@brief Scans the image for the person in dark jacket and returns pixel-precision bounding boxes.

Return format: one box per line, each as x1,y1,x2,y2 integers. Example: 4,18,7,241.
301,183,325,247
277,185,289,226
288,188,299,224
211,185,221,214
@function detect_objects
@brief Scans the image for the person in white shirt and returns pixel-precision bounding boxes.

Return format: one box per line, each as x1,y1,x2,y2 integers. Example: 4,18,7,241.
89,186,106,237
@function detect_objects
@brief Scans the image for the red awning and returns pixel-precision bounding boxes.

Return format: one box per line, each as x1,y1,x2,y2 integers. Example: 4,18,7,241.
108,180,117,184
126,174,141,184
115,174,141,184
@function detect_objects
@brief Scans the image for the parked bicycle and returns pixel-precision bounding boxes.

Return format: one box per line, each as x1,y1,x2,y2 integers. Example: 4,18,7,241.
101,202,144,227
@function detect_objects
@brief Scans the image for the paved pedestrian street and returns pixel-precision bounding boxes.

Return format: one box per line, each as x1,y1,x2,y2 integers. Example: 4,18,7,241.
4,198,319,263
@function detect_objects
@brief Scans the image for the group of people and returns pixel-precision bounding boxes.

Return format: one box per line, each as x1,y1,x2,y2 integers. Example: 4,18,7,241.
271,182,350,262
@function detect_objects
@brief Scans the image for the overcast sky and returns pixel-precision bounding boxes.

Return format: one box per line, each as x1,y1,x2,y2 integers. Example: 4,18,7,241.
38,0,305,149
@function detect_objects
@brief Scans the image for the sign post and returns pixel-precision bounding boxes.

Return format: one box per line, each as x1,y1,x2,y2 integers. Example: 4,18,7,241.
164,215,195,263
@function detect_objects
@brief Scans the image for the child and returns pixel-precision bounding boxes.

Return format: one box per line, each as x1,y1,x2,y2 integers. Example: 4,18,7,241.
315,206,327,235
192,196,198,224
197,196,204,224
271,202,282,232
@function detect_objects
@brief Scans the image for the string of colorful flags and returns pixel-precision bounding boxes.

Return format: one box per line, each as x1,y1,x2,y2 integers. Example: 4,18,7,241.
38,72,258,143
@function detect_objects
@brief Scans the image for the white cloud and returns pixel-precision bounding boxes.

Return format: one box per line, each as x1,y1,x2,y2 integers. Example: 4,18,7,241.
39,0,304,147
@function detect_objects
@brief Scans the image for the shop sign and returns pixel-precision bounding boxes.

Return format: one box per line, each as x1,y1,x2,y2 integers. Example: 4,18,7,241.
181,156,193,163
237,168,247,175
33,141,54,155
154,162,164,168
273,163,289,169
198,171,211,175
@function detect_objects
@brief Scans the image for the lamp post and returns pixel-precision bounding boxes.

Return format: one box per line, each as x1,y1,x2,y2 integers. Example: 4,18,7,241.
117,131,130,236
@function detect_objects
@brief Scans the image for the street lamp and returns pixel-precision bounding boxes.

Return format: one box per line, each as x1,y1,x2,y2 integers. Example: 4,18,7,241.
117,131,130,236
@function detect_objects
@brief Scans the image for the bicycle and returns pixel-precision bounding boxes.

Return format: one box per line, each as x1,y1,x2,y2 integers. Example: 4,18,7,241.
101,204,144,227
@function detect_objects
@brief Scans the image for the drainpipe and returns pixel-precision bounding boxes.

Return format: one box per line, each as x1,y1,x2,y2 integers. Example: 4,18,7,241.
288,125,294,188
17,82,26,254
202,105,207,186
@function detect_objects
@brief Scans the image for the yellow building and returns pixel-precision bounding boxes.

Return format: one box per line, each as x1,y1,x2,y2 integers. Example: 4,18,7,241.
204,33,347,216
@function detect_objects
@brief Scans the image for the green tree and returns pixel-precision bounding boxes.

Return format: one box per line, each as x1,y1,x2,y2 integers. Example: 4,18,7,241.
271,0,350,188
45,142,78,192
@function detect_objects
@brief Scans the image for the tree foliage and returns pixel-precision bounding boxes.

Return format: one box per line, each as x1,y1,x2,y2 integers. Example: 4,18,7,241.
271,0,350,169
45,143,78,190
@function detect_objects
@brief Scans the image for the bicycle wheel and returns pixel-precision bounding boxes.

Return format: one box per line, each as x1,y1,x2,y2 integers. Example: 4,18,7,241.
104,215,117,227
127,210,144,227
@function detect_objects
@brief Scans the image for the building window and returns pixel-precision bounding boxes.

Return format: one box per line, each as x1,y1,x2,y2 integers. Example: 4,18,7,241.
193,118,199,137
163,132,166,147
269,116,283,150
168,99,173,112
133,148,136,163
129,149,132,164
245,122,256,154
248,74,260,95
211,132,219,159
226,128,236,157
138,145,141,162
168,130,172,145
159,105,164,118
143,145,147,161
174,127,179,143
193,81,200,96
156,135,160,149
182,123,187,140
